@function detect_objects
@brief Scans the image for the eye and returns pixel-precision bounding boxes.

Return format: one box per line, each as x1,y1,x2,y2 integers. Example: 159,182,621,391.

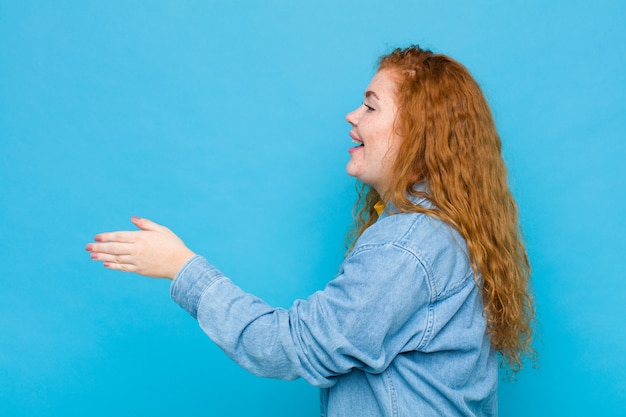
363,103,375,112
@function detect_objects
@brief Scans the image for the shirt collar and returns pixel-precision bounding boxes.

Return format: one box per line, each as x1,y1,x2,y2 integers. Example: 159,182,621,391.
375,181,431,219
374,201,385,216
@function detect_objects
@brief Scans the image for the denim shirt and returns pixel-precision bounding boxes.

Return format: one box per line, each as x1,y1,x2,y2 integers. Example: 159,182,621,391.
171,202,497,416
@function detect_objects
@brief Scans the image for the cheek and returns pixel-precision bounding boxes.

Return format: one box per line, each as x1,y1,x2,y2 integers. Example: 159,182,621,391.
385,133,403,160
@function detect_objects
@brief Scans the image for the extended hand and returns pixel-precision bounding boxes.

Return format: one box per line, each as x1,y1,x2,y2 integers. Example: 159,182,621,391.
86,216,196,280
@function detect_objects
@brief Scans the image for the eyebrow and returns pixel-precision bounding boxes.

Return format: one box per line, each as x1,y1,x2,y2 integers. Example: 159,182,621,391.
365,90,379,100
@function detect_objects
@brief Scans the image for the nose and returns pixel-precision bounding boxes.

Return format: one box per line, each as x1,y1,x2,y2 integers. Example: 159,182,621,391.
345,106,361,126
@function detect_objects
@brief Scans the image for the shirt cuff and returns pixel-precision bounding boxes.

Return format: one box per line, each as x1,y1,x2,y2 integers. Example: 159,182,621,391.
170,255,224,318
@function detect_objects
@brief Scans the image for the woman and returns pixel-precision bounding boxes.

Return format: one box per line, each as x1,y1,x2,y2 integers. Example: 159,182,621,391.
86,46,534,416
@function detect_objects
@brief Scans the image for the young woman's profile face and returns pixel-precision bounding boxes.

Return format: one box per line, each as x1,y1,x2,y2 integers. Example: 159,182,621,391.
345,69,402,197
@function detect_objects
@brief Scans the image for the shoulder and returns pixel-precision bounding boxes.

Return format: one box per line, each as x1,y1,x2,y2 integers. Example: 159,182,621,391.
356,211,462,254
354,211,475,299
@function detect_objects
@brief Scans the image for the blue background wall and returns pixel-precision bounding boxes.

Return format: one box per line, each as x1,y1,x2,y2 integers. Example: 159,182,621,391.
1,1,625,415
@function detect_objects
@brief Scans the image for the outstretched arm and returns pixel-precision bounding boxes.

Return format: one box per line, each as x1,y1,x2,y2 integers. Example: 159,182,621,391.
85,216,196,279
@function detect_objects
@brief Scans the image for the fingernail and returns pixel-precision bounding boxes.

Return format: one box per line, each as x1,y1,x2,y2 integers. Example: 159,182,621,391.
94,235,102,242
85,244,93,251
90,253,98,259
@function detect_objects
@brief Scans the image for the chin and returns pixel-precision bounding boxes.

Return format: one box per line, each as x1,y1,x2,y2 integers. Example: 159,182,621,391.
345,164,358,178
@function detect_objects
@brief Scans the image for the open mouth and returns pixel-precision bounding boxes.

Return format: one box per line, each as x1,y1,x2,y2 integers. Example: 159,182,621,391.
352,138,364,148
350,131,364,148
349,137,364,154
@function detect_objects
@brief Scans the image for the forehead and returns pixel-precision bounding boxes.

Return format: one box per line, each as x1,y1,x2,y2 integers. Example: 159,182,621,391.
365,69,399,101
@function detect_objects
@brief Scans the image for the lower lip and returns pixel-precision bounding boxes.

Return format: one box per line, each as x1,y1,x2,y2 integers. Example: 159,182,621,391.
348,145,364,154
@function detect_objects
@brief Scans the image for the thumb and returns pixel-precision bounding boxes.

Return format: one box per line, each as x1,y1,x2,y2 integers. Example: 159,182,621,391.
131,216,163,232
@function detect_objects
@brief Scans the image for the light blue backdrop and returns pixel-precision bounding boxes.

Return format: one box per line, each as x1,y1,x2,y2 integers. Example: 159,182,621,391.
1,1,625,416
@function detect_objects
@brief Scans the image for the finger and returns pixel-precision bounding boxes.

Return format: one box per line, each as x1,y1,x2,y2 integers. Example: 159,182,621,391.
90,252,135,265
131,216,164,232
94,231,137,244
88,242,134,256
103,261,137,273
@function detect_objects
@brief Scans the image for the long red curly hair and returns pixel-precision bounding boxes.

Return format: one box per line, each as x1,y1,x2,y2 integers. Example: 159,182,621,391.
348,46,534,372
